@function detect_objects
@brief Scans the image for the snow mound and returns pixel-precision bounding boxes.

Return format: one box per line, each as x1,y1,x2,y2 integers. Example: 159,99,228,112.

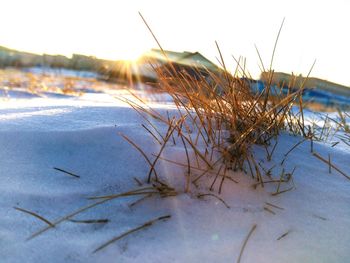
0,78,349,263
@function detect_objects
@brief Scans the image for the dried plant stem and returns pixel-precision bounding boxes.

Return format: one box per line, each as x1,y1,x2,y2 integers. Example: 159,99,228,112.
93,215,171,253
192,155,223,184
155,155,238,183
265,202,284,210
276,230,291,241
284,138,307,157
68,219,109,224
310,136,314,152
312,214,327,221
180,135,191,193
138,12,166,58
253,179,288,189
210,163,224,191
142,124,162,145
267,140,278,161
271,186,294,196
28,187,156,240
197,193,230,209
276,168,285,193
263,207,276,215
147,119,179,182
313,152,350,180
14,207,54,227
120,133,159,182
28,198,108,240
250,156,264,188
53,167,80,178
218,165,227,194
133,177,143,186
331,141,339,147
237,224,257,263
128,193,154,208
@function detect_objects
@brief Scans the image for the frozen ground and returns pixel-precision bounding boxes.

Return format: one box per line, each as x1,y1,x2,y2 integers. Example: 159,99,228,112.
0,74,350,263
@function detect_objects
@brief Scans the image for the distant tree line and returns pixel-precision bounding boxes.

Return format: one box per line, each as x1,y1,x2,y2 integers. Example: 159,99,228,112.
0,46,125,77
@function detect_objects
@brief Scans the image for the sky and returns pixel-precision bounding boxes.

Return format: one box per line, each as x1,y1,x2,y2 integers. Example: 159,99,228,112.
0,0,349,86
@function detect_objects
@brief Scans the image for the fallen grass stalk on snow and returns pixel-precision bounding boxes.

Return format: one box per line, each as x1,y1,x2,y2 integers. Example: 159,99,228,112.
312,152,350,180
88,190,158,200
252,179,288,189
92,214,171,253
237,224,257,263
265,202,284,210
155,155,238,183
312,214,327,221
133,177,143,186
263,206,276,215
14,206,55,227
28,196,117,240
28,186,175,240
276,230,291,241
197,193,230,209
68,219,109,224
271,186,294,196
128,193,154,208
53,167,80,178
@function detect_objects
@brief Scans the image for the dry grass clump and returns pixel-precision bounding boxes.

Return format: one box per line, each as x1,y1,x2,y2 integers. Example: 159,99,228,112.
119,14,350,195
117,15,318,194
0,68,106,97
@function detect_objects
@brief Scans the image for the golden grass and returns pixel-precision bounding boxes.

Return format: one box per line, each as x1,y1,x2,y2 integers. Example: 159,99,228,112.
117,13,350,198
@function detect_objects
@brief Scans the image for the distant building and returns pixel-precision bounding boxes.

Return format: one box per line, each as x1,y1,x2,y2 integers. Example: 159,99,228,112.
260,71,350,97
259,71,350,107
134,49,223,82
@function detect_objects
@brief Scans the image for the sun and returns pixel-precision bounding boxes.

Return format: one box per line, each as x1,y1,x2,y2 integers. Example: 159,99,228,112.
119,49,145,62
98,45,147,62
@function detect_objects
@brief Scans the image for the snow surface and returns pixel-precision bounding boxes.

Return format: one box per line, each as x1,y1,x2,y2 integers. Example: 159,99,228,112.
0,79,350,263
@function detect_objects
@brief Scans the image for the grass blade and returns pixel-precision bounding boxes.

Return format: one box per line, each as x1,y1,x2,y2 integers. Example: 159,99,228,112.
14,206,54,227
237,224,257,263
93,215,171,253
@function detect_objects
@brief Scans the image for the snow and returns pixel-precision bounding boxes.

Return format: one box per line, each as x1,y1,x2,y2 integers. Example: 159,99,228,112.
1,71,350,263
23,67,101,79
